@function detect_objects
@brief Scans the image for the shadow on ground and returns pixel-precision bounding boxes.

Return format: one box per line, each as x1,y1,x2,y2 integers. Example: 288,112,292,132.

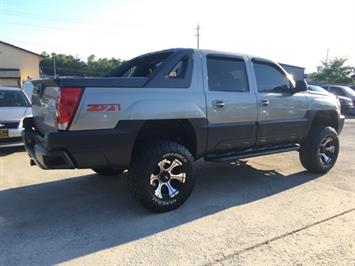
0,160,321,265
0,145,25,156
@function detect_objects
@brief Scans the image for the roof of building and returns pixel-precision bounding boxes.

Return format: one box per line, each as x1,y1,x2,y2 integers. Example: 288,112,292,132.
0,40,45,58
0,86,21,91
279,63,305,70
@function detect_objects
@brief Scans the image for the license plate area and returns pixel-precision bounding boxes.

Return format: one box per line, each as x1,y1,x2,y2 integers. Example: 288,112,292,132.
0,129,9,138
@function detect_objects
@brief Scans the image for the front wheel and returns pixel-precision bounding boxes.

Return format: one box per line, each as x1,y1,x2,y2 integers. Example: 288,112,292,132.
128,141,195,212
299,126,339,173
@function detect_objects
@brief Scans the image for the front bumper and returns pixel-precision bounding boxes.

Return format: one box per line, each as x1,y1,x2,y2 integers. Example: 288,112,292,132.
22,117,142,170
338,115,345,134
340,104,354,115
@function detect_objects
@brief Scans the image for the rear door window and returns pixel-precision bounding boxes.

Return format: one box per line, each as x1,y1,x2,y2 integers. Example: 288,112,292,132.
207,56,249,92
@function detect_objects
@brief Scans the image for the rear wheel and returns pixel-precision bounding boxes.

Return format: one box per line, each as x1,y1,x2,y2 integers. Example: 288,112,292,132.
128,141,195,212
92,168,125,176
299,126,339,173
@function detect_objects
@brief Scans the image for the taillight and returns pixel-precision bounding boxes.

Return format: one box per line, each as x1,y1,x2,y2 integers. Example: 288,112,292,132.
56,87,83,130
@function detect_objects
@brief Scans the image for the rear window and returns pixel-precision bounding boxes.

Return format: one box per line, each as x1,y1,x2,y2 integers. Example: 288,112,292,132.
107,52,173,78
0,90,30,107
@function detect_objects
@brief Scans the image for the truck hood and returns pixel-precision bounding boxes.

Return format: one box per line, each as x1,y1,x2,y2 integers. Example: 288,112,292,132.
337,95,353,102
0,107,32,122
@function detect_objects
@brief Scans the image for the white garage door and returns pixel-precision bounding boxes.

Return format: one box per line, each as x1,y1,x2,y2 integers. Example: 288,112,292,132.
0,78,19,87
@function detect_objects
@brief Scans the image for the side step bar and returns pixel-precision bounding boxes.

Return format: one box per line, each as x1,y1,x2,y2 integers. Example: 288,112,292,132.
205,144,300,163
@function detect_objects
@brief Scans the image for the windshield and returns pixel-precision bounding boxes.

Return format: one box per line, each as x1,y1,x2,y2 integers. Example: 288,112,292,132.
308,85,329,94
0,90,31,107
339,86,355,96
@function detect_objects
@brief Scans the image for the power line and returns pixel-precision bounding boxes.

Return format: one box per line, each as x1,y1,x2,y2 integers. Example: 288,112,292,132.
0,20,119,34
0,9,115,26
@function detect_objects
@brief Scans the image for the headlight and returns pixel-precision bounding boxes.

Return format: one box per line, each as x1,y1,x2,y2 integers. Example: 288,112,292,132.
336,99,341,109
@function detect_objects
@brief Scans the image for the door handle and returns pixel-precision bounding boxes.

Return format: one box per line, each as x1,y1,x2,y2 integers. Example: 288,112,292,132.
212,100,225,109
261,99,270,106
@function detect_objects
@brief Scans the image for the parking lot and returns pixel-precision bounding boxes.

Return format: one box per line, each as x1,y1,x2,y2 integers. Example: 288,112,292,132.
0,119,354,265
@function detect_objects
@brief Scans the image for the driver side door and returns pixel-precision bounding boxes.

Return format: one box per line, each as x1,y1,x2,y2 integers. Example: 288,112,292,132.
252,59,308,145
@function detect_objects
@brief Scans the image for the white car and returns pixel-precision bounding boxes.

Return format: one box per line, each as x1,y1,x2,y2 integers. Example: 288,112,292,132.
0,87,32,145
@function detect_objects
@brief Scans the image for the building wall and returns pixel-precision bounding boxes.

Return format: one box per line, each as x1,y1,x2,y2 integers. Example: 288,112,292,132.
0,42,42,85
280,63,305,81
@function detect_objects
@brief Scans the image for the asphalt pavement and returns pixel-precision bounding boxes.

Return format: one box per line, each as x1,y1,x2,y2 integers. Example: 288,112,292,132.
0,119,354,265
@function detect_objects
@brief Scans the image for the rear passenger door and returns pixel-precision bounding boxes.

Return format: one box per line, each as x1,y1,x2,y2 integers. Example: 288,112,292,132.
203,55,257,153
252,59,308,145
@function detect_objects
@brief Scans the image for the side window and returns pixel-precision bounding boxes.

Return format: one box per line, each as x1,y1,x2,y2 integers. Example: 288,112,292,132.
168,56,188,78
253,62,291,92
207,57,249,92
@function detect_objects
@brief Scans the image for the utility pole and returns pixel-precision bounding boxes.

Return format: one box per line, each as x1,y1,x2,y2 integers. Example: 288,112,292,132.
195,24,200,49
326,48,329,67
52,53,57,77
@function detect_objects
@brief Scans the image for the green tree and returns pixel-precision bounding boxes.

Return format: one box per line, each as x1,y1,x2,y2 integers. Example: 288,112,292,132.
40,52,123,77
308,57,354,84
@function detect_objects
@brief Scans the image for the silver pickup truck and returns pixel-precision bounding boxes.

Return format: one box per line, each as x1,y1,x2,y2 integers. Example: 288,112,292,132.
22,48,345,212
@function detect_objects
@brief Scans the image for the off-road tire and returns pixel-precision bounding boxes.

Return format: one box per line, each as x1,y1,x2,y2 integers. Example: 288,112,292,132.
299,126,339,173
128,141,195,212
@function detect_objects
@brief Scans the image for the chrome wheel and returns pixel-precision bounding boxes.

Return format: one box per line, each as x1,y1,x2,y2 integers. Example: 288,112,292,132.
319,136,336,165
150,158,186,200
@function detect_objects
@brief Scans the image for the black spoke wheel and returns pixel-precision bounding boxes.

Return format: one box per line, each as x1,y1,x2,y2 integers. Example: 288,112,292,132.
319,136,337,166
128,141,195,212
299,126,339,173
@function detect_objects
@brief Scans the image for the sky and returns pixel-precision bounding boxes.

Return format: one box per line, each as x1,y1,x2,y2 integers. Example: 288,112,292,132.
0,0,354,73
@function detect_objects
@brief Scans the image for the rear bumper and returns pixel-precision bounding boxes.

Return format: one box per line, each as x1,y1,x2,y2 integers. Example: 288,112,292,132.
22,117,142,170
22,130,75,169
0,127,23,146
8,128,23,138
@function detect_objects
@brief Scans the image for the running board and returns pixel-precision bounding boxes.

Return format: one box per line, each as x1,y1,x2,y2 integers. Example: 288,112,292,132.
205,144,300,162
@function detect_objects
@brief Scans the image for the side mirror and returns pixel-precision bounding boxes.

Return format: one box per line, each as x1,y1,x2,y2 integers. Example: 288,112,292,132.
295,80,308,92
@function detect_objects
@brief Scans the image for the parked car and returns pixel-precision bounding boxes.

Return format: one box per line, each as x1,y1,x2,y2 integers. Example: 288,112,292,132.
308,85,353,115
22,48,344,212
0,87,32,145
322,85,355,113
23,81,34,99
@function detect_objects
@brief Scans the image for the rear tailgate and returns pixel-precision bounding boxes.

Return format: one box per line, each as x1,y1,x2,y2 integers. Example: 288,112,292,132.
31,79,60,135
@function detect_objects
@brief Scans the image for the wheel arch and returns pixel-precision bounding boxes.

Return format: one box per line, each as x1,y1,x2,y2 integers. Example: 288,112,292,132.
305,110,340,137
132,118,207,159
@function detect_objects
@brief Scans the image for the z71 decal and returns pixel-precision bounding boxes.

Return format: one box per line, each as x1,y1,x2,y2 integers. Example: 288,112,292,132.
87,104,120,112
